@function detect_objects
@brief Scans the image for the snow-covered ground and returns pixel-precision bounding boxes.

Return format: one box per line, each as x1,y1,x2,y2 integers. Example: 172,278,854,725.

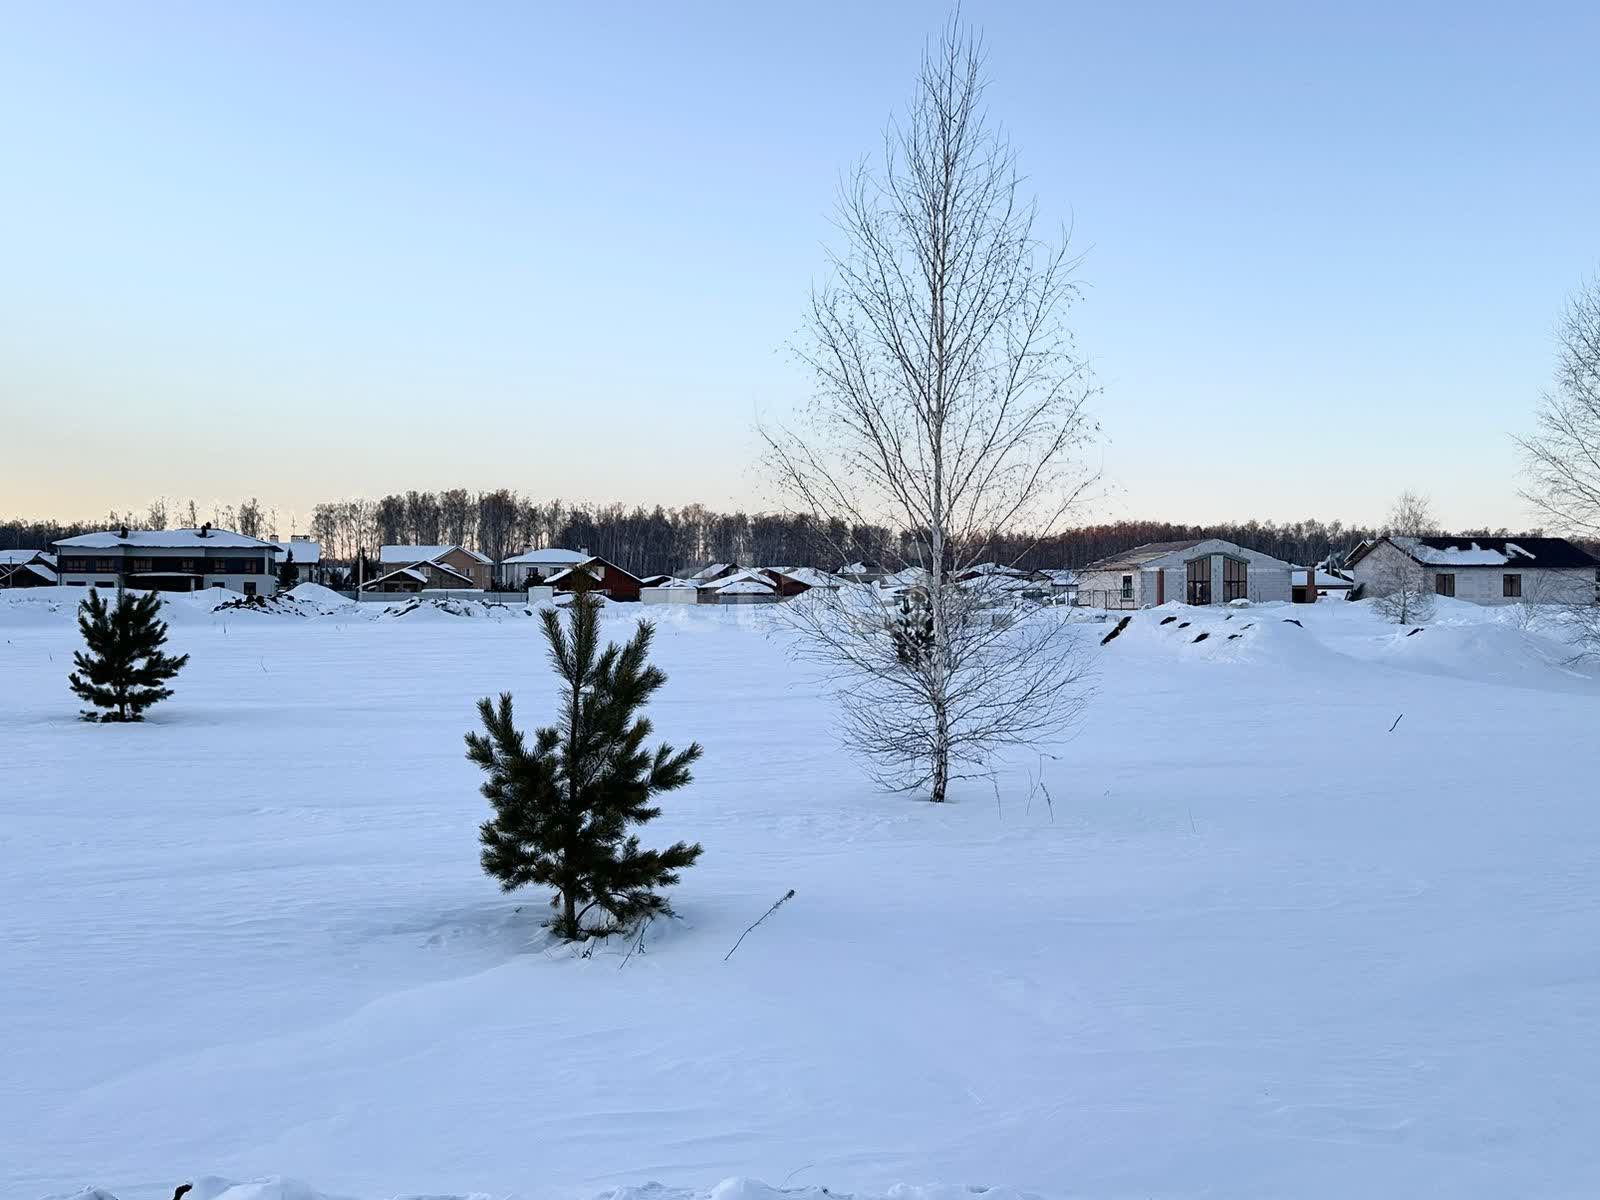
4,587,1599,1200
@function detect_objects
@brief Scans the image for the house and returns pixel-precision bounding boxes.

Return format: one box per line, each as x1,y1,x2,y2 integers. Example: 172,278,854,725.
53,526,279,594
1347,536,1600,607
547,556,643,602
1076,539,1295,609
362,559,481,593
379,544,492,589
1292,564,1354,603
698,571,780,604
0,550,58,588
272,537,323,587
775,566,841,590
697,569,781,604
501,547,591,589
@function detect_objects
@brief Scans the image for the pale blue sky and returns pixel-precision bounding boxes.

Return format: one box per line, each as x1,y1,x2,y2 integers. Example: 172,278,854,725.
2,1,1596,531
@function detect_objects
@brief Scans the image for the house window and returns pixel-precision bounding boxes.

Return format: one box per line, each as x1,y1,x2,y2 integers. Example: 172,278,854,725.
1503,574,1522,598
1186,557,1212,605
1120,574,1133,601
243,582,257,597
1435,573,1456,597
1222,557,1249,602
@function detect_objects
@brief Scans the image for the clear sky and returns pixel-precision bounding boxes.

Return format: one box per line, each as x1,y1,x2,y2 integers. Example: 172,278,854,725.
3,1,1596,533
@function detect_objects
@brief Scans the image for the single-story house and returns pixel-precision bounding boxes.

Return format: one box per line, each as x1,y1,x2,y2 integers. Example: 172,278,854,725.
272,537,324,586
1347,536,1600,607
54,526,279,594
363,559,481,593
547,556,643,602
0,549,58,588
699,571,780,604
1076,539,1295,609
379,544,492,590
775,566,841,590
500,547,591,589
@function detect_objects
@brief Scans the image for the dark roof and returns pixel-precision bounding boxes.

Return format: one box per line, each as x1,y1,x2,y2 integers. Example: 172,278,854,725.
1416,536,1597,567
1349,535,1599,569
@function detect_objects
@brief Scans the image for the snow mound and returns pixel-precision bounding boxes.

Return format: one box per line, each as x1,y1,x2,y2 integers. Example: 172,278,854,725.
379,596,523,620
56,1180,1034,1200
57,1178,1040,1200
1376,621,1600,691
288,583,357,614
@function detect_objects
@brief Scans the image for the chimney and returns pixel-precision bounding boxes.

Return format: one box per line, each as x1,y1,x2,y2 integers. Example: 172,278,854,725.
118,524,129,539
199,522,211,538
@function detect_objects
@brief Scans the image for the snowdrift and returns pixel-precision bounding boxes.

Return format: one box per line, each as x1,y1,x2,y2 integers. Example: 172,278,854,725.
55,1177,1040,1200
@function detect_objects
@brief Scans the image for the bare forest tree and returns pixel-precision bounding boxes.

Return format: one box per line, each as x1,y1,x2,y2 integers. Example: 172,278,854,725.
763,20,1097,801
235,497,264,539
1383,490,1439,537
1518,277,1600,538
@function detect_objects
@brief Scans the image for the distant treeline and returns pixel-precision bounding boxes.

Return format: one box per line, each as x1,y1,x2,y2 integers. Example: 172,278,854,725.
1,490,1566,577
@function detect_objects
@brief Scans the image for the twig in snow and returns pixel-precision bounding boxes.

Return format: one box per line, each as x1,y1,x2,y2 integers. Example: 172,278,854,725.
1388,713,1404,732
724,889,796,961
780,1164,816,1188
618,915,654,970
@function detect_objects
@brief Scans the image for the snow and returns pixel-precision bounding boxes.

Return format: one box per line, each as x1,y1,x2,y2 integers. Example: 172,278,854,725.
54,529,277,550
5,591,1600,1199
1392,537,1516,566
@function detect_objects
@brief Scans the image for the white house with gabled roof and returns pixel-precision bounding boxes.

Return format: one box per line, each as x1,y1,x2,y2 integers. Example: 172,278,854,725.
1076,539,1294,609
1348,536,1599,607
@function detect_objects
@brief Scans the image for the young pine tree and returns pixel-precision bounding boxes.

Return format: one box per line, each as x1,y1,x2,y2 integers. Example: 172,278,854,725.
468,591,703,941
68,590,190,722
277,549,298,591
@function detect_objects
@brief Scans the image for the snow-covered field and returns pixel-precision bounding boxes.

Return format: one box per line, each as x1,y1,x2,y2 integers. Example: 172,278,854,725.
4,587,1599,1200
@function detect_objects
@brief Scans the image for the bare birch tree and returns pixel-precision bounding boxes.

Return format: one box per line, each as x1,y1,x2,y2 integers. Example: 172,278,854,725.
1368,543,1435,625
763,18,1097,802
1383,490,1439,537
1517,276,1600,537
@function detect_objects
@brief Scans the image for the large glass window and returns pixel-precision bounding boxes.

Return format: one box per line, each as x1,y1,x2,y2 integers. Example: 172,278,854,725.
1119,574,1133,600
1435,573,1456,597
1186,557,1212,605
1503,574,1522,598
1223,557,1249,602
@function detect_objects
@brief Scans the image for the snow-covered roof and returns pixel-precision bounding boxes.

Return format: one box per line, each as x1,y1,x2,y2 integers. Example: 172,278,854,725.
22,562,58,582
838,561,881,576
0,549,54,566
714,579,775,595
645,577,699,589
364,559,478,588
502,547,589,566
701,569,774,591
1373,536,1599,569
687,562,738,581
379,544,491,565
961,561,1026,577
1082,540,1204,571
776,567,839,588
274,540,322,565
54,528,277,550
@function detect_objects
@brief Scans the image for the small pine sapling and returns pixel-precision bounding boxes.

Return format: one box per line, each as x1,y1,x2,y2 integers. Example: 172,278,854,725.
277,550,298,591
468,591,703,940
68,589,190,722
